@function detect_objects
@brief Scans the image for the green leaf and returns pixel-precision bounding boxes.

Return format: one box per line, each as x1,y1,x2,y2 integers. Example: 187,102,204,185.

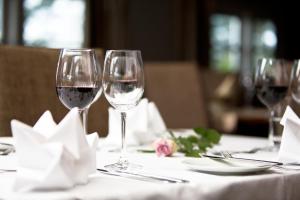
178,137,194,153
193,127,207,136
205,129,221,144
194,127,221,144
185,151,201,157
187,135,198,143
137,149,155,153
197,139,210,151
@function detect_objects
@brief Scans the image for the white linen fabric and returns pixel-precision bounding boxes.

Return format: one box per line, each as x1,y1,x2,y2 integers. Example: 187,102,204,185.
279,106,300,164
1,134,300,200
10,108,99,192
105,98,167,146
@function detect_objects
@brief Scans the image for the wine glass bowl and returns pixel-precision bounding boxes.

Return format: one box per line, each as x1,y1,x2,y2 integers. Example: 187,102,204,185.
103,50,144,171
103,51,144,111
255,59,289,109
56,49,102,133
254,58,290,148
291,60,300,104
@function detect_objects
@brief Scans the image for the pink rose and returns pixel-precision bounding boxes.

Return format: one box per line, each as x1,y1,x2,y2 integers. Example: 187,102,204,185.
153,138,177,157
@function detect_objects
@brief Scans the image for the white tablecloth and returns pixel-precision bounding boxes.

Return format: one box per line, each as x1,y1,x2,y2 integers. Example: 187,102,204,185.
1,134,300,200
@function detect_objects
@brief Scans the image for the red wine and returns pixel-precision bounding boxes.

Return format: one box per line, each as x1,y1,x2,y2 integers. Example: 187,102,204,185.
255,85,288,108
56,86,99,109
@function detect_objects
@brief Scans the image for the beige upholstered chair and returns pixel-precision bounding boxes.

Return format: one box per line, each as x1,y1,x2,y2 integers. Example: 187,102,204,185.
144,62,208,128
0,45,109,136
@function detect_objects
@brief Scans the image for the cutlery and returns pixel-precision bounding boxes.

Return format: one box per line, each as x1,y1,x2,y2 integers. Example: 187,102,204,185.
97,169,189,183
212,146,270,155
221,151,300,170
203,153,283,165
0,169,16,173
0,142,15,155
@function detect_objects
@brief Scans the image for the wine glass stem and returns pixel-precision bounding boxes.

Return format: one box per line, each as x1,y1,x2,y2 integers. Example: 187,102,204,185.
80,108,89,135
120,112,127,162
268,109,275,147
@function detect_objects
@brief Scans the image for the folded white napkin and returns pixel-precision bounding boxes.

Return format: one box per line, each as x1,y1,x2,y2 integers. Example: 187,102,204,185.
278,106,300,163
11,108,99,192
104,98,167,147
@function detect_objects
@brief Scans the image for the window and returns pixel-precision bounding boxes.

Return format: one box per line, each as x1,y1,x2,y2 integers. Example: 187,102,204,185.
210,14,241,72
210,14,277,73
0,0,3,41
23,0,86,48
252,21,277,67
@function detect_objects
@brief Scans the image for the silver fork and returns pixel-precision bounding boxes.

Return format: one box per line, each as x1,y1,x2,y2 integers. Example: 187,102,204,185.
213,146,269,156
221,151,300,170
221,151,234,159
218,151,282,165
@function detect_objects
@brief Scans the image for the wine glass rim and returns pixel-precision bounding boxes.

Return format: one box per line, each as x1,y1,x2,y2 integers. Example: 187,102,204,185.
257,57,287,62
61,48,95,52
106,49,141,53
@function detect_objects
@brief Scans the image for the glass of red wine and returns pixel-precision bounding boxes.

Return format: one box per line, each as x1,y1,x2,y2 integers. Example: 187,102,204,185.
255,58,290,149
56,49,102,134
103,50,144,171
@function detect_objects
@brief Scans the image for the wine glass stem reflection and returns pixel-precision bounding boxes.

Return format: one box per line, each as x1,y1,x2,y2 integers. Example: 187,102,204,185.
269,109,275,147
120,112,128,164
268,108,282,150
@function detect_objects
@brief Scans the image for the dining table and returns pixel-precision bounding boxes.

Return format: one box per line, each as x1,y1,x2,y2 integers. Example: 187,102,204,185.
1,131,300,200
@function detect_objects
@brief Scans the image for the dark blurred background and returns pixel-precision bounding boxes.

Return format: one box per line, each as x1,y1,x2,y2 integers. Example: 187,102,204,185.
1,0,300,136
3,0,300,62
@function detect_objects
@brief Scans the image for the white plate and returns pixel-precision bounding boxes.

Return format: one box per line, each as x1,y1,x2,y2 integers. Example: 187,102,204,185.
182,158,275,175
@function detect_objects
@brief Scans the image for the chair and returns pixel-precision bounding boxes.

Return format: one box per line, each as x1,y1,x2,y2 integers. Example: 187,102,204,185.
144,62,208,128
201,69,269,135
0,45,109,136
201,69,239,133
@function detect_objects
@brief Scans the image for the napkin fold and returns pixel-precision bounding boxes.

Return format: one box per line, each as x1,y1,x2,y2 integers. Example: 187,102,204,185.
11,108,99,192
104,98,167,147
278,106,300,163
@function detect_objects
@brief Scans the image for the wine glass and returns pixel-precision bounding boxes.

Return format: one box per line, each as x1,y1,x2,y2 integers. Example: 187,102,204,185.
291,60,300,103
56,49,102,134
254,58,290,149
103,50,144,171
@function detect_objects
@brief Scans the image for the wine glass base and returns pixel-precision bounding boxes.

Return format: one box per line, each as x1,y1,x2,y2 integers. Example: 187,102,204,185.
263,143,280,152
271,145,281,152
105,161,142,172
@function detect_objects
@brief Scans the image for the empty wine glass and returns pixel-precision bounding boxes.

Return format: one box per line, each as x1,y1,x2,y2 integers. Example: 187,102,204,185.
56,49,102,134
291,60,300,103
103,50,144,171
254,58,290,149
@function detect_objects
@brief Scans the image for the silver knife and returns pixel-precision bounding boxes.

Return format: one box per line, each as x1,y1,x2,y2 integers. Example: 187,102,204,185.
97,169,189,183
